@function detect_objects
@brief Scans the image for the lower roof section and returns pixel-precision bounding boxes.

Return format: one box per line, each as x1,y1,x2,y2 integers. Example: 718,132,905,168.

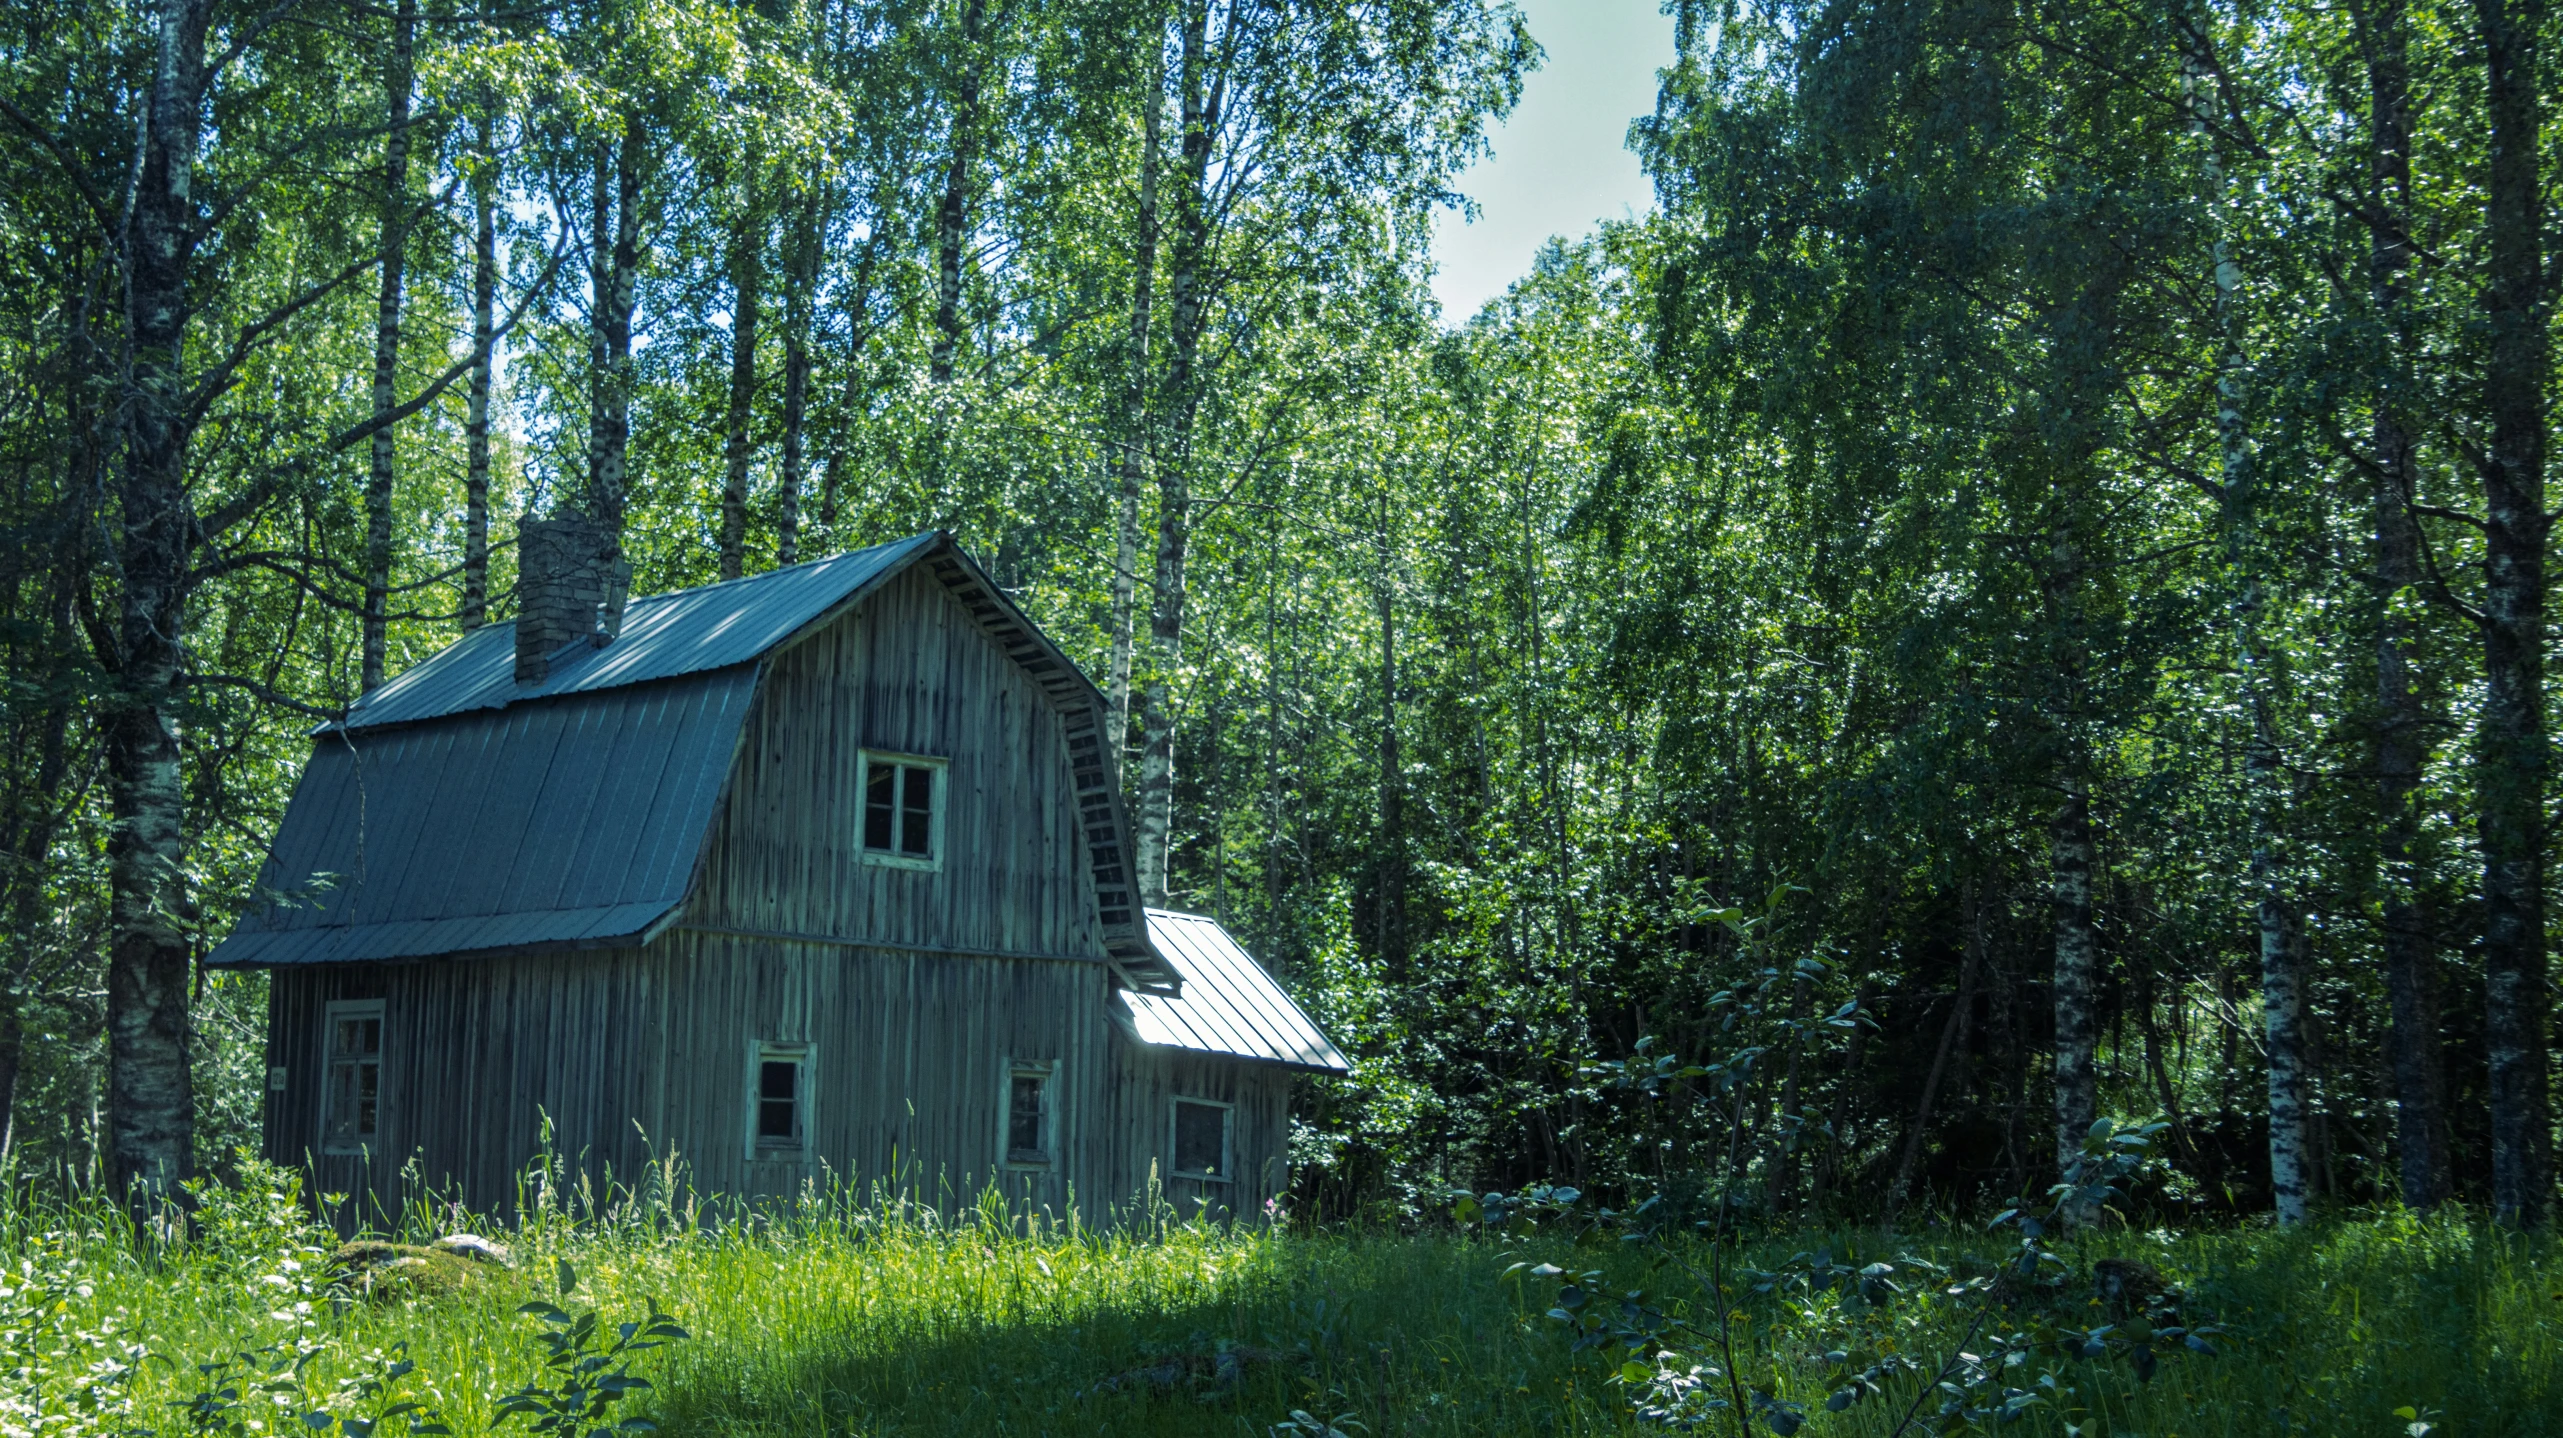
206,667,758,969
1114,910,1352,1074
204,902,678,968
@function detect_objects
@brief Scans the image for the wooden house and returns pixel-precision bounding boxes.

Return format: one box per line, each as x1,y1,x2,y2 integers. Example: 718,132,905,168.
207,526,1348,1221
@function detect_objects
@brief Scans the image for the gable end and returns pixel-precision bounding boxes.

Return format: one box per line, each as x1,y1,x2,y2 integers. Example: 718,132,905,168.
920,553,1172,995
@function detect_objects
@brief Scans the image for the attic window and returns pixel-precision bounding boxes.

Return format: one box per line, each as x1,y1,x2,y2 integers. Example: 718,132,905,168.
1170,1098,1231,1183
322,1000,385,1156
859,751,945,871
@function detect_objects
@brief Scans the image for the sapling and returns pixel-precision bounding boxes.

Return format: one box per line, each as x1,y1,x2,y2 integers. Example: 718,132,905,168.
492,1261,688,1438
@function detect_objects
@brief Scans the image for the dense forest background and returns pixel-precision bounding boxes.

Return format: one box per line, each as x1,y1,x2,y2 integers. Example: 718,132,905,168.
1,0,2556,1229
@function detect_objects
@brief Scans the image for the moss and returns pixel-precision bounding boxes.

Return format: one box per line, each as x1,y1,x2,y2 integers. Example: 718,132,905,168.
331,1240,488,1301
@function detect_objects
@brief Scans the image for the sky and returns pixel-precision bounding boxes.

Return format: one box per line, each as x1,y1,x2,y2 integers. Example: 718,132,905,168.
1429,0,1677,320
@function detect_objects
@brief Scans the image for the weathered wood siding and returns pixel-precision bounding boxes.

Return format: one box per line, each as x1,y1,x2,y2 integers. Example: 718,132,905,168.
692,563,1097,957
266,937,1292,1222
264,563,1296,1223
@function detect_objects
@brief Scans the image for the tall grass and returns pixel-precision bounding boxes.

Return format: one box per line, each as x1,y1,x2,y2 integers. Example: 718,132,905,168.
2,1162,2554,1438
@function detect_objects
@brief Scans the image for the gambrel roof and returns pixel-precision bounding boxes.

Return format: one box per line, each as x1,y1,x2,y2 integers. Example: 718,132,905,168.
206,532,1178,993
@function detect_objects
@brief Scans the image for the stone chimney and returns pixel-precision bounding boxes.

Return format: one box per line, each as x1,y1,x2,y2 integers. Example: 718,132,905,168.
515,513,631,684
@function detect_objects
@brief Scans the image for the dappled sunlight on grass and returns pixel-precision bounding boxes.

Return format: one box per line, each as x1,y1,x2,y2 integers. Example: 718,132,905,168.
4,1169,2556,1438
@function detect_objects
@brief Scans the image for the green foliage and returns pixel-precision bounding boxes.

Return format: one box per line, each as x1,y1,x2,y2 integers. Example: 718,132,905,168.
4,1163,2558,1437
1502,1122,2236,1437
493,1263,688,1438
177,1341,447,1438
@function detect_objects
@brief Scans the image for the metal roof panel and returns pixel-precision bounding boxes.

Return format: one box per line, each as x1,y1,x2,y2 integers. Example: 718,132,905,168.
1118,911,1350,1073
207,668,758,968
340,533,935,731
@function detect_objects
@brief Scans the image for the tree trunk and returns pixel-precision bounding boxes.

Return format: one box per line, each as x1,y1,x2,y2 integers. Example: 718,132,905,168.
1137,0,1219,905
1376,514,1406,977
360,0,417,692
585,143,611,511
720,169,763,582
777,212,812,567
1106,55,1164,791
462,109,496,631
1887,883,1983,1221
0,613,71,1165
0,1000,19,1161
589,116,641,539
2473,0,2552,1231
108,0,212,1208
929,0,987,386
817,225,886,530
2048,662,2099,1211
2359,0,2445,1211
2192,57,2310,1223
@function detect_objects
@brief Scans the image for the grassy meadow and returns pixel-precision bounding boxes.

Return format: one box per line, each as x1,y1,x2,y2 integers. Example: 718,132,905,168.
4,1168,2557,1438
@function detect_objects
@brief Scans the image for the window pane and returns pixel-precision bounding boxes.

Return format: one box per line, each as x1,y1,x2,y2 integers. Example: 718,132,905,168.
864,763,895,850
324,1007,383,1147
1174,1101,1225,1176
757,1059,799,1142
1009,1073,1045,1157
327,1062,355,1136
900,766,933,855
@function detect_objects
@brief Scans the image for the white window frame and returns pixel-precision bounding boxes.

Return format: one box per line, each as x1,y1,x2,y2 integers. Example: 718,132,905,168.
746,1041,814,1161
321,999,386,1156
998,1058,1060,1171
1167,1096,1233,1184
856,750,947,872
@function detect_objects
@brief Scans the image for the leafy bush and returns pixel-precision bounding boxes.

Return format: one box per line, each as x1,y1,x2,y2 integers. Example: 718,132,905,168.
1501,1117,2228,1435
494,1262,688,1438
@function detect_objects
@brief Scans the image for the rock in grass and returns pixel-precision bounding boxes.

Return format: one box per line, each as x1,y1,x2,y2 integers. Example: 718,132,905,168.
330,1241,485,1300
430,1233,514,1267
2092,1257,2172,1317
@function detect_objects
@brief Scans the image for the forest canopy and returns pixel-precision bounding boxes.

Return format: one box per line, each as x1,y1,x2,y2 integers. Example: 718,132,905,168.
0,0,2556,1229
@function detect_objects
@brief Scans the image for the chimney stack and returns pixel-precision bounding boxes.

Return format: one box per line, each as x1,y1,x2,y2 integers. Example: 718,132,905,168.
515,513,630,684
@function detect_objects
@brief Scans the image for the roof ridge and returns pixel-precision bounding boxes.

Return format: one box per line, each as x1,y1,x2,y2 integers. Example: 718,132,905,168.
622,531,935,608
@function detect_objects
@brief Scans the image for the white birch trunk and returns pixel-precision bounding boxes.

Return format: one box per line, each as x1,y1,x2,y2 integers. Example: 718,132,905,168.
359,0,416,692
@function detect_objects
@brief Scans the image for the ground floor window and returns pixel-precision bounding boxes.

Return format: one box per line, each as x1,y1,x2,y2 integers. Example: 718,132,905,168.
1002,1060,1058,1167
751,1042,811,1156
322,1000,384,1155
1170,1097,1231,1182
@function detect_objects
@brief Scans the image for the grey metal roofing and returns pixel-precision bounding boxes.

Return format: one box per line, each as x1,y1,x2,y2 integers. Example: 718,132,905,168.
1116,910,1351,1074
205,667,756,968
207,531,1179,990
339,531,938,731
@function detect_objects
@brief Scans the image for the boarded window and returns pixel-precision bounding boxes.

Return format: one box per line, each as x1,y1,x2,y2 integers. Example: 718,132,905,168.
1005,1065,1054,1165
859,752,943,868
1171,1099,1229,1181
323,1000,384,1154
752,1044,809,1154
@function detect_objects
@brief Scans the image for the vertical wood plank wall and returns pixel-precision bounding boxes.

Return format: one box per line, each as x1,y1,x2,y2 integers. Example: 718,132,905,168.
694,564,1095,956
267,941,1293,1223
264,564,1297,1225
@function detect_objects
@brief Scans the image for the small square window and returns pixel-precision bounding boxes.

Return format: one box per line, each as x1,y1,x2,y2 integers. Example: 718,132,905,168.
750,1043,811,1157
322,1000,385,1155
859,752,944,870
1170,1098,1230,1182
1002,1061,1057,1167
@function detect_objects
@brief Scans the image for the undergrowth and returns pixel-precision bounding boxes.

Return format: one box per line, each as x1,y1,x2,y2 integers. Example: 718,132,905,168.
0,1157,2553,1438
